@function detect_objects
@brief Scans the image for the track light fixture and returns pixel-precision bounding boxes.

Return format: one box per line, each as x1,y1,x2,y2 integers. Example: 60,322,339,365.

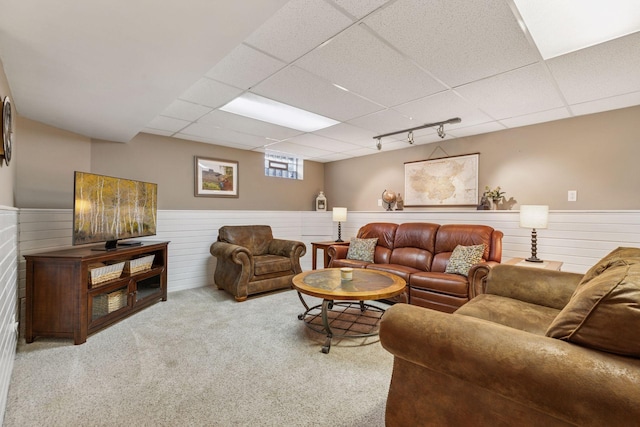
373,117,460,150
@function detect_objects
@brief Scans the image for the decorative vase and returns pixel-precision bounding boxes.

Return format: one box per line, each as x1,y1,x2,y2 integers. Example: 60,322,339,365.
491,198,500,210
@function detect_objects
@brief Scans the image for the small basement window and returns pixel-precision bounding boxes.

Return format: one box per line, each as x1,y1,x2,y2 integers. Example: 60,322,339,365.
265,150,303,180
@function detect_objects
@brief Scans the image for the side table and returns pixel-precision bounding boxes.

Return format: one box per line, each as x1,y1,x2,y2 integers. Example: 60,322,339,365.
504,257,563,271
311,241,350,269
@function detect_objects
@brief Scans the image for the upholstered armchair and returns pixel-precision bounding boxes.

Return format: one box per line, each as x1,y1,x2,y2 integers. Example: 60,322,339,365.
210,225,306,301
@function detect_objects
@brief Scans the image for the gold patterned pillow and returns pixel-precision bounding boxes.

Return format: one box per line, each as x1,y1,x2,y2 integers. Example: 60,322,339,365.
346,237,378,263
445,244,486,276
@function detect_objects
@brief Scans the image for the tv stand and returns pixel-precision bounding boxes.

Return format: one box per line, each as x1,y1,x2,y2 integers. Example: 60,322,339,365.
24,241,169,344
118,240,143,247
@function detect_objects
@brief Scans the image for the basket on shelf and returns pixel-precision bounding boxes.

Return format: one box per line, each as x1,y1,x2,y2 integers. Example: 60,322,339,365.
93,288,128,317
124,254,155,274
88,262,125,287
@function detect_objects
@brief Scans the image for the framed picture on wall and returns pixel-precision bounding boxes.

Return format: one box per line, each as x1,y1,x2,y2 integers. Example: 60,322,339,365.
404,153,479,207
194,156,239,198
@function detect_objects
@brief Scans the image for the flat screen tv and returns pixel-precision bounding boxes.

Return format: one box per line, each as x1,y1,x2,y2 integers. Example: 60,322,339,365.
73,171,157,250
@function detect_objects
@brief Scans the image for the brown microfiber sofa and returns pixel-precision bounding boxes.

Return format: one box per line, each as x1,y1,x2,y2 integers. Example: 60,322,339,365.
379,247,640,426
327,222,503,312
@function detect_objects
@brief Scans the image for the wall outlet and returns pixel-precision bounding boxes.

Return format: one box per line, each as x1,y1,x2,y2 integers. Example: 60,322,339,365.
568,190,577,202
377,199,383,207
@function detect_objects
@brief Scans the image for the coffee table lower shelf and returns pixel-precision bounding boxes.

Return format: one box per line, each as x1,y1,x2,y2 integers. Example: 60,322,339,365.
297,294,385,354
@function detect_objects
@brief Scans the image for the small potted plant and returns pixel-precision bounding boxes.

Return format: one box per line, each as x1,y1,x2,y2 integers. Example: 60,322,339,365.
483,186,505,210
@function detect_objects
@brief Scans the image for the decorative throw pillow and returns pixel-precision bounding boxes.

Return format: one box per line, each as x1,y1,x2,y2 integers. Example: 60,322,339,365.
546,262,640,357
445,244,486,276
346,237,378,263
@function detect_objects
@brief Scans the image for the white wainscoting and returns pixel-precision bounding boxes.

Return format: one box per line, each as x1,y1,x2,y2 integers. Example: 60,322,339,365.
0,207,18,420
16,208,640,334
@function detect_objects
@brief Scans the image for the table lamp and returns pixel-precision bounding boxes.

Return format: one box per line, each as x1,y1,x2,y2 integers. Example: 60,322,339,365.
519,205,549,263
332,207,347,242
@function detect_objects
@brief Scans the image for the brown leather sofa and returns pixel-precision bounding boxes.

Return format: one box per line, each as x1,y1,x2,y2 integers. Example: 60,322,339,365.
210,225,306,301
380,248,640,426
327,222,503,312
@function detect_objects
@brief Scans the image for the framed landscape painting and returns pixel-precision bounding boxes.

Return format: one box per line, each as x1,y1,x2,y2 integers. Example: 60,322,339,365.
404,153,479,207
194,156,239,198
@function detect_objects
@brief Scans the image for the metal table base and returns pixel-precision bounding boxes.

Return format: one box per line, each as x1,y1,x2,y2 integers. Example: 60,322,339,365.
297,292,385,354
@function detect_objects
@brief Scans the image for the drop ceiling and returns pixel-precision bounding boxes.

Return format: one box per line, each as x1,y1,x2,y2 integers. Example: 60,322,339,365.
1,0,639,163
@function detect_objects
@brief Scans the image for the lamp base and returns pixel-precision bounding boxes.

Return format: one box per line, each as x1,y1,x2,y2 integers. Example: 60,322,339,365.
335,238,344,243
525,256,543,263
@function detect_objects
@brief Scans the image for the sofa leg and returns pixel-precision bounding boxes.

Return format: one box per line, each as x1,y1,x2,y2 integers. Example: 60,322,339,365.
235,295,248,302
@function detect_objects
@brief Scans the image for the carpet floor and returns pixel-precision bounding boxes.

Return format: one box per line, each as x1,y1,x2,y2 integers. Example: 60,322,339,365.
4,287,393,426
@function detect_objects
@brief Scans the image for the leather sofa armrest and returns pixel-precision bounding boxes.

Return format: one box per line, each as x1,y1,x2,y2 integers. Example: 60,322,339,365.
486,264,582,309
468,261,499,298
327,244,349,267
210,241,252,268
380,303,640,426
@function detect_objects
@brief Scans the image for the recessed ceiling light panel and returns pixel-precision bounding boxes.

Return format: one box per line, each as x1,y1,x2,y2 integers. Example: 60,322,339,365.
514,0,640,59
220,93,339,132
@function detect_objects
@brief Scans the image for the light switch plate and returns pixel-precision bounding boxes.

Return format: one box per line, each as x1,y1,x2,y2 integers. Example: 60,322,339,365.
568,190,577,201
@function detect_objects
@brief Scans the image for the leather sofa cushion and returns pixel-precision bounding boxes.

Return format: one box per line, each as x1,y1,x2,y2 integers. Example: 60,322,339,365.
389,247,431,271
456,294,560,335
254,254,292,276
434,224,493,260
410,271,469,297
546,262,640,357
367,263,421,282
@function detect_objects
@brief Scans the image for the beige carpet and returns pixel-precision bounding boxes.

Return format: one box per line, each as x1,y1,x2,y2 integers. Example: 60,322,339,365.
4,287,393,426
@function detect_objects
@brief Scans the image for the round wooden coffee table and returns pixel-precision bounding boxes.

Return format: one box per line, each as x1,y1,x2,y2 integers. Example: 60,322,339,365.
292,268,406,353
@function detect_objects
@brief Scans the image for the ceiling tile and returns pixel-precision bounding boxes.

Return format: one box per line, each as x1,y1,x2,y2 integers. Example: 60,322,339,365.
286,133,362,152
205,44,286,90
253,65,384,121
178,78,243,108
199,109,302,140
244,0,353,62
394,90,492,129
446,122,506,138
331,0,390,19
548,32,640,105
364,0,539,87
296,24,446,107
346,108,415,134
313,122,377,147
265,140,333,159
146,116,191,133
342,146,380,157
500,107,571,129
455,64,565,120
570,91,640,117
141,128,173,137
160,99,212,121
180,122,267,148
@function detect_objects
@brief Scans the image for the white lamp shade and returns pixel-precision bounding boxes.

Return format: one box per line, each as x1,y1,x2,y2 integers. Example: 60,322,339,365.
332,207,347,222
520,205,549,229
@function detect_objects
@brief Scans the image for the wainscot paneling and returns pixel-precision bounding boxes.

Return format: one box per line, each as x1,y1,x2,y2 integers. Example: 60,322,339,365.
16,208,640,339
0,206,18,420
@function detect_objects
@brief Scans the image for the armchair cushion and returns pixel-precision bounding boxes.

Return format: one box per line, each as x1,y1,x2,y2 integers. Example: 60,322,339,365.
346,237,378,263
546,261,640,357
445,244,486,276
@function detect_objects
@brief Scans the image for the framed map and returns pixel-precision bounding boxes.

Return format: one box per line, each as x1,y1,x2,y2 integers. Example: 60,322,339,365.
404,153,479,207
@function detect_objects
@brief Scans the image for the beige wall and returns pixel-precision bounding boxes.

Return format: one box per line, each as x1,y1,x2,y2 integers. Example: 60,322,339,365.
325,105,640,211
16,122,324,210
0,61,15,207
15,117,91,208
13,104,640,211
90,133,325,210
